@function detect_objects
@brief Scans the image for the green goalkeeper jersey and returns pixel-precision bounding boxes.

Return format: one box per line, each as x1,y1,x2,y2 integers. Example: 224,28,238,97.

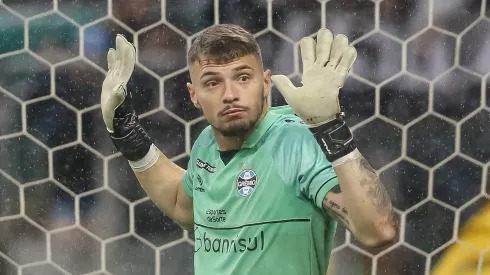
182,106,339,275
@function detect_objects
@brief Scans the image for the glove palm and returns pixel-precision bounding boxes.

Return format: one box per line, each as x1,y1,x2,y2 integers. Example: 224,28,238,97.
271,29,357,127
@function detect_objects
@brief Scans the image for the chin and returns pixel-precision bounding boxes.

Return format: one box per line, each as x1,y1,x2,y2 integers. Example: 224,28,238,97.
220,119,254,137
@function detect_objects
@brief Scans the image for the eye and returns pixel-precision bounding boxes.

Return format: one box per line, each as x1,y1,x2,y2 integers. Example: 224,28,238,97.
237,75,250,82
205,81,218,88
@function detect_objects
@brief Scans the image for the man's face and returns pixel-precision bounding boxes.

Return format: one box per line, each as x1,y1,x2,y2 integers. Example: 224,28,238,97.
187,55,271,137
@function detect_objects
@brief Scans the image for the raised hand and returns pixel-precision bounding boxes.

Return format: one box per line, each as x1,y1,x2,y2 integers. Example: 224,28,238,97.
101,34,136,133
271,28,357,127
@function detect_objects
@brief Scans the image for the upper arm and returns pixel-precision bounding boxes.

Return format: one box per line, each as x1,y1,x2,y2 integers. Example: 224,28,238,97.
134,155,194,231
174,127,215,231
175,174,194,231
173,157,195,231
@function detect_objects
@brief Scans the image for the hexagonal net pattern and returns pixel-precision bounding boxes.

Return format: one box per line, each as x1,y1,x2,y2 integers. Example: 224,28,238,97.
0,0,489,274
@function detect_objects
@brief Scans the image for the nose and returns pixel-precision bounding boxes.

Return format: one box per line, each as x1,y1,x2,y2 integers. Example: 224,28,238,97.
222,79,239,103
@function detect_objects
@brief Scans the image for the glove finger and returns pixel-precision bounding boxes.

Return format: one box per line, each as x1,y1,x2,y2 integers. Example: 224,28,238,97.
336,45,357,76
300,37,316,71
271,75,297,104
315,28,333,66
121,38,136,81
107,48,116,71
327,34,349,69
115,35,125,67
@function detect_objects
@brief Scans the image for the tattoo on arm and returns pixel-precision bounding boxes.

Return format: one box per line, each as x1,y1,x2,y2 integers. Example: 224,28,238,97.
358,157,394,221
322,197,350,228
342,206,348,214
329,200,341,210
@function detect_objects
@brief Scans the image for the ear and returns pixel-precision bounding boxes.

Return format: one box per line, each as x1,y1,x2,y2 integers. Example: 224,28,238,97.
263,69,272,99
187,82,201,108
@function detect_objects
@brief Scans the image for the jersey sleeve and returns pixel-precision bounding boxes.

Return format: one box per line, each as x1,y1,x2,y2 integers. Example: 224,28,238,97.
271,117,339,209
182,158,194,198
269,105,295,115
181,125,213,199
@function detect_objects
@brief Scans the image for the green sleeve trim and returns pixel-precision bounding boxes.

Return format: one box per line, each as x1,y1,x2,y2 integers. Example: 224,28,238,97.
314,177,339,209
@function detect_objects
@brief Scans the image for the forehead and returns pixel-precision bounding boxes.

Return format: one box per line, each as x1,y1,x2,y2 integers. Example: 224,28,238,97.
191,55,261,77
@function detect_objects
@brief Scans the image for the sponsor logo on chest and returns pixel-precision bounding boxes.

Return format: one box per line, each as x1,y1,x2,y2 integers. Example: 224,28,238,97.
194,226,266,254
196,158,216,173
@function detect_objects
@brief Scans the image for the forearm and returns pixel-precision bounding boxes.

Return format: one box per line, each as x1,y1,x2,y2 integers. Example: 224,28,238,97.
334,151,396,245
109,106,193,229
133,147,184,216
129,145,194,231
310,114,396,246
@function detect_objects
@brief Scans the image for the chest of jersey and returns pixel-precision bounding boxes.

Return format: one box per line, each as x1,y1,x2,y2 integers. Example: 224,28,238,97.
190,145,332,275
188,113,337,275
191,145,312,228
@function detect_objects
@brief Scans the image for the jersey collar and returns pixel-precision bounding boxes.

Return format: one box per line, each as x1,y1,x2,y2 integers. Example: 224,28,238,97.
241,110,281,149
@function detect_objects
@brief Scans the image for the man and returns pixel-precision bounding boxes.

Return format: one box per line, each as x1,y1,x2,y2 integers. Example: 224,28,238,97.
100,24,396,275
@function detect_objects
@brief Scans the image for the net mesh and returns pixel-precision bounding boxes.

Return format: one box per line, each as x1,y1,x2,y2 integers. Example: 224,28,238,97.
0,0,489,274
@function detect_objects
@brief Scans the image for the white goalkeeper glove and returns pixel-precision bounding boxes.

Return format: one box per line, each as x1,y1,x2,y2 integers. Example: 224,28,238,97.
100,34,158,171
101,34,136,133
271,28,357,127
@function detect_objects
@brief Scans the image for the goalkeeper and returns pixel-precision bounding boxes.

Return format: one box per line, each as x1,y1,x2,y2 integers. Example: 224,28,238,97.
100,24,396,275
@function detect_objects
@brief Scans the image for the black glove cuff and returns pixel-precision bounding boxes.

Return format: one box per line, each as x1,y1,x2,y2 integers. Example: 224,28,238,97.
310,112,356,163
109,88,153,161
110,124,152,161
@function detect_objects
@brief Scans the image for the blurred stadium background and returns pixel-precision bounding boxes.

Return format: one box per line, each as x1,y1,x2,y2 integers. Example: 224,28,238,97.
0,0,489,274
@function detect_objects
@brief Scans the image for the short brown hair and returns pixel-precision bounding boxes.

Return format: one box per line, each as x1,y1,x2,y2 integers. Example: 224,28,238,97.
187,24,262,68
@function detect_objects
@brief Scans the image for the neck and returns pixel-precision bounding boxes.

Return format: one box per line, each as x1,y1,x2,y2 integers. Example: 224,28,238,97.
214,133,247,151
214,107,268,151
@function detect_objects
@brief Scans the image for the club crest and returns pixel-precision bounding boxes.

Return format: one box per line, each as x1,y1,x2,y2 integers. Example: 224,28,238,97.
236,169,257,197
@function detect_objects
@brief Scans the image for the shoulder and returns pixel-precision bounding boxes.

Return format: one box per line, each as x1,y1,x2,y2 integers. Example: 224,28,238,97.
188,124,216,167
268,105,310,137
191,124,215,150
263,114,320,168
266,114,315,145
186,125,215,174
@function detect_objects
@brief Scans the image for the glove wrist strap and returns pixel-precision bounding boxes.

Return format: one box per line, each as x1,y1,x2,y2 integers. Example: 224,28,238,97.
128,143,160,172
310,112,356,163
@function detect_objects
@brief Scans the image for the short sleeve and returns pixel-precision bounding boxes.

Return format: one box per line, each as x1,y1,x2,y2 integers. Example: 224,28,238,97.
182,158,194,198
270,105,295,115
271,117,339,209
181,125,214,199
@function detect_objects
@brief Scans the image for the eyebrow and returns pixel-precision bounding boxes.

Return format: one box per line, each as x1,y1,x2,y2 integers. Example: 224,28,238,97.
200,65,254,80
232,65,254,72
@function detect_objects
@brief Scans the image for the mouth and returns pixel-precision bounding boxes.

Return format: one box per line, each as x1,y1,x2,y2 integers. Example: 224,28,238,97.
221,108,246,117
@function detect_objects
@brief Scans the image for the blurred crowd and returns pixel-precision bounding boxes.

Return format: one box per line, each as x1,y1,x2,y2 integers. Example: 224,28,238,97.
0,0,489,274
